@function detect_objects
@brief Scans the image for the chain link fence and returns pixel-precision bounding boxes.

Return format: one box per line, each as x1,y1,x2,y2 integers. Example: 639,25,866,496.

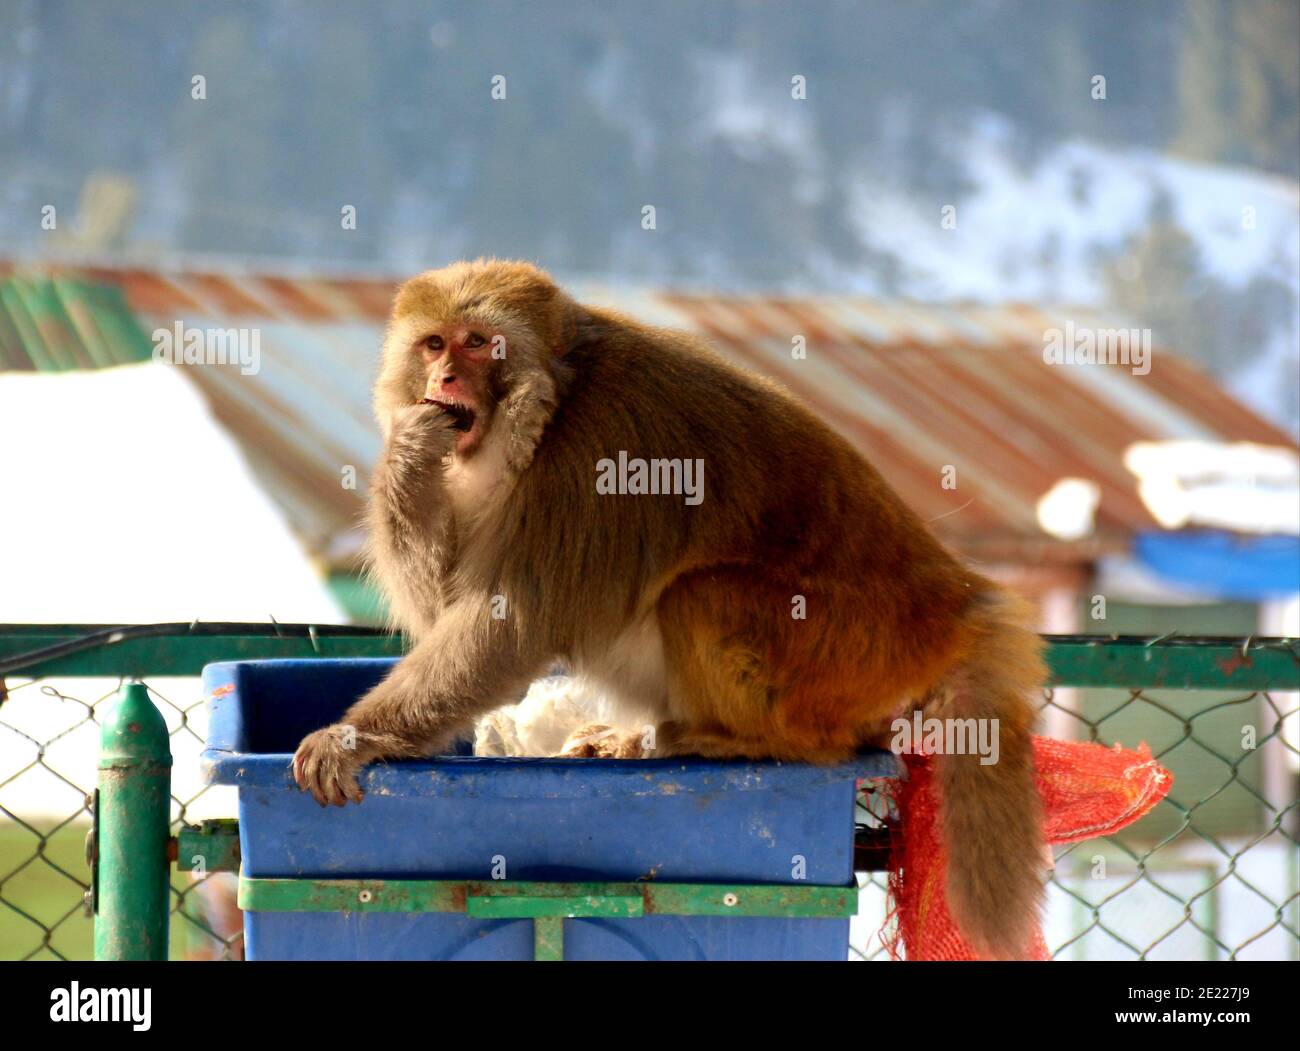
0,674,243,960
850,675,1299,960
2,631,1297,961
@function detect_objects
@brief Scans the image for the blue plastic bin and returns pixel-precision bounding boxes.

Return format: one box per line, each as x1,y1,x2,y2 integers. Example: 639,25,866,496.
200,659,895,960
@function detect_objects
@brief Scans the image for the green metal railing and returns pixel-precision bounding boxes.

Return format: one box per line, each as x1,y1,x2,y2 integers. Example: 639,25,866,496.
4,623,1295,686
1,625,1297,961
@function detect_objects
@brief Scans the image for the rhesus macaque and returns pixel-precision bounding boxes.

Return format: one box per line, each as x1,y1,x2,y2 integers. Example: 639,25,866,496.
293,259,1046,958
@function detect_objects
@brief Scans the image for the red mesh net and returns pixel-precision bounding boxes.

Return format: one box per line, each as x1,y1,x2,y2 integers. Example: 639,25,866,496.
877,736,1174,960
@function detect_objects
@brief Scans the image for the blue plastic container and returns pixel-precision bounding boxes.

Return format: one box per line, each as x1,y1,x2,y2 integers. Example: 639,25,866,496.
200,659,894,961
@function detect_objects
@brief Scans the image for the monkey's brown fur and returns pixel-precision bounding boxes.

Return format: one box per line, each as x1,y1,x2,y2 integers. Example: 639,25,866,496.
293,259,1046,959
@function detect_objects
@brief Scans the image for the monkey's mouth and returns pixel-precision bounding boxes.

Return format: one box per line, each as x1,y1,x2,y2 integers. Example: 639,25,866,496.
422,398,476,433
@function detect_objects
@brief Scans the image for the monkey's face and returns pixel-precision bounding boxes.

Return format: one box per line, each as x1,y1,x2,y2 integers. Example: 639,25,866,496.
375,311,501,456
376,288,509,459
414,321,501,456
375,260,572,457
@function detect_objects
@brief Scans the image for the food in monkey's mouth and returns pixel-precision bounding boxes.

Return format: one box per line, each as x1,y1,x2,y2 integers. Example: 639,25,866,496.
421,398,476,432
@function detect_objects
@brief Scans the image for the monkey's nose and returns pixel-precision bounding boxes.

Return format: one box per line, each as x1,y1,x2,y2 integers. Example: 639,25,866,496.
440,374,457,387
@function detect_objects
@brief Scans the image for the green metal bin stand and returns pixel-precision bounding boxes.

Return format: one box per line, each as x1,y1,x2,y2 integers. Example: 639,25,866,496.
236,875,861,961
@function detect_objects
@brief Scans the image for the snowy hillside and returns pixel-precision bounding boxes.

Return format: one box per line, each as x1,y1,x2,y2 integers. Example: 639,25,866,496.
838,117,1300,435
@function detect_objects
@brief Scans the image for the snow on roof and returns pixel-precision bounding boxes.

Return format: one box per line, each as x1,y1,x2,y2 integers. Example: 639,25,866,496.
0,362,345,623
1125,440,1300,535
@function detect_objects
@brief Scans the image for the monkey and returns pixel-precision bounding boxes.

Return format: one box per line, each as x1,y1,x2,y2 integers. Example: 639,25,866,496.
292,258,1046,959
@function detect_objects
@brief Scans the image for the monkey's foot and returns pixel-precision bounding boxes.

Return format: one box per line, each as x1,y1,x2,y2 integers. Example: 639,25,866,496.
558,723,649,759
292,725,366,807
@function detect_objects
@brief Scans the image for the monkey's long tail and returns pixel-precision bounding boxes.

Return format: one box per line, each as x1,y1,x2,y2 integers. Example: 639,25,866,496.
935,590,1046,960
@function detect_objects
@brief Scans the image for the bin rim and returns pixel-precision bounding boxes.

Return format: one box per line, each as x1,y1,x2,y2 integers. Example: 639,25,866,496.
198,658,900,796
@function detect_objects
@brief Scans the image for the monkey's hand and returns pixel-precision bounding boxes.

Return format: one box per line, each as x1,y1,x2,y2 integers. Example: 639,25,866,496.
292,724,367,807
388,401,459,461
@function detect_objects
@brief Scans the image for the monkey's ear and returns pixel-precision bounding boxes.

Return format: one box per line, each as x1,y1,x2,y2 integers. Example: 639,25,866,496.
561,303,603,357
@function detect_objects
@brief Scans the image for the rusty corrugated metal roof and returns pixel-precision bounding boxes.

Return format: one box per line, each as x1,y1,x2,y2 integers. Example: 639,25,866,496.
4,260,1293,566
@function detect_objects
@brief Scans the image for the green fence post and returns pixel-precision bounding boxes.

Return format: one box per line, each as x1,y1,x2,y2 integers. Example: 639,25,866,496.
93,682,172,960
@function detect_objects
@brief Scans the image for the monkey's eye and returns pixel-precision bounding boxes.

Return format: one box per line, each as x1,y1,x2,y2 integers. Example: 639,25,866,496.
465,332,486,349
424,335,444,353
